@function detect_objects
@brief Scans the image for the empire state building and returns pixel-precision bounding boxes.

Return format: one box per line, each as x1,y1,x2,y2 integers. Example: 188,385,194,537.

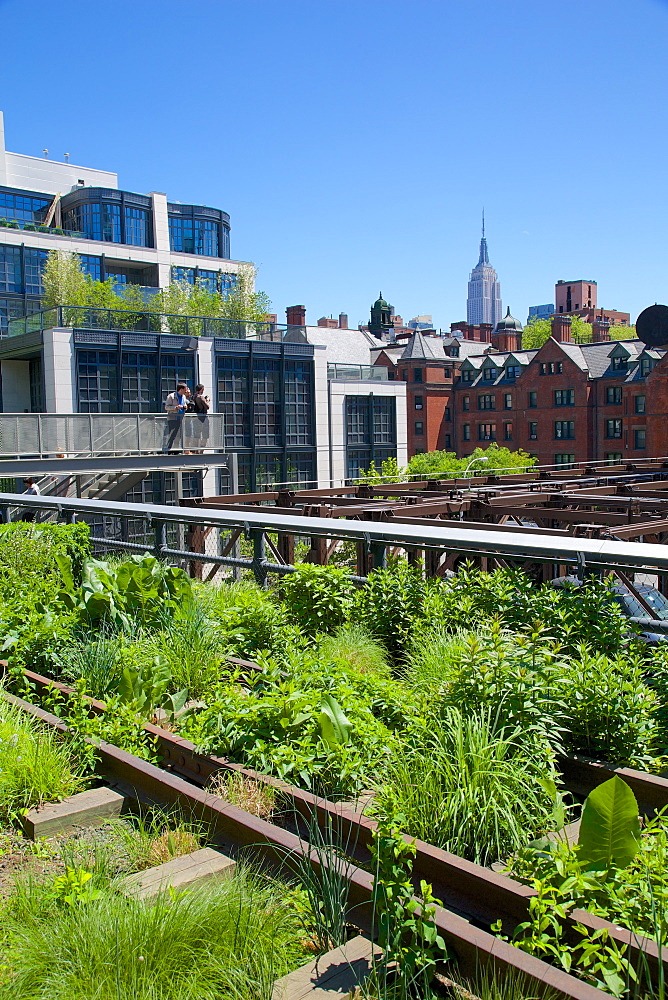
466,219,503,327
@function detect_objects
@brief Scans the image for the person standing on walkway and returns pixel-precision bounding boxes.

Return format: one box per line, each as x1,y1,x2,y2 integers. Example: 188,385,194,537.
163,383,190,452
20,477,40,522
189,383,211,454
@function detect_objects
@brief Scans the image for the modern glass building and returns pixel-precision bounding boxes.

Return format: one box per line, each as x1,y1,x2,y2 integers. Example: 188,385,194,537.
0,110,243,336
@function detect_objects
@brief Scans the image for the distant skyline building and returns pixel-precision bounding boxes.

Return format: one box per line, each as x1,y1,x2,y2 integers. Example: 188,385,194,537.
466,215,502,328
527,303,555,325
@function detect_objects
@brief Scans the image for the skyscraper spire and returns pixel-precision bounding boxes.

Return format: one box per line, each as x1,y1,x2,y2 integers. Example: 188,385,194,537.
467,215,502,326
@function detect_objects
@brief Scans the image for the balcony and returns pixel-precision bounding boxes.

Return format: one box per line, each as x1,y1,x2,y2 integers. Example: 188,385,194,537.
0,217,87,239
327,364,388,381
7,305,297,342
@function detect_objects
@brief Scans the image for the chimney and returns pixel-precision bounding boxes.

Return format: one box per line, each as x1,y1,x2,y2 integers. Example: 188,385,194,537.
338,313,348,329
592,317,611,342
317,317,338,328
286,304,306,327
551,315,573,342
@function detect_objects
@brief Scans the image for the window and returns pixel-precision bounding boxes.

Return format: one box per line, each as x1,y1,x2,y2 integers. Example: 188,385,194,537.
483,366,498,381
554,420,575,440
124,206,149,247
444,433,451,448
554,389,575,406
634,428,646,450
540,362,563,375
504,393,512,409
121,351,157,412
401,369,408,381
463,423,470,441
286,452,316,488
444,407,451,421
635,395,646,414
414,421,424,435
478,393,495,410
504,422,513,441
80,254,102,281
606,453,623,463
23,248,48,295
161,353,195,402
253,359,281,447
606,418,623,439
345,396,397,479
528,421,538,440
460,369,473,382
0,188,50,223
611,356,627,371
506,366,520,379
606,386,622,404
528,391,537,408
555,454,576,468
217,357,249,447
169,216,220,256
77,350,118,412
285,360,313,446
462,395,470,411
641,358,653,377
413,367,423,383
64,202,122,243
414,395,423,410
478,423,496,441
0,246,22,293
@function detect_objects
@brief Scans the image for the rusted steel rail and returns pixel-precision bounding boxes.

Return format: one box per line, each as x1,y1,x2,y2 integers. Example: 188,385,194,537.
9,664,668,990
4,688,607,1000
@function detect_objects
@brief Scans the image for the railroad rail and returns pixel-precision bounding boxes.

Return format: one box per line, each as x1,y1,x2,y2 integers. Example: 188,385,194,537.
9,664,668,993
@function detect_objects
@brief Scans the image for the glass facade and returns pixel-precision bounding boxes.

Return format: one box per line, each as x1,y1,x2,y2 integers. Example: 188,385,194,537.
122,352,158,412
253,359,281,447
64,202,122,243
0,188,50,223
77,349,196,412
61,193,151,247
78,350,118,412
169,216,220,256
171,267,237,294
217,356,250,447
285,360,312,446
345,395,397,479
160,353,196,401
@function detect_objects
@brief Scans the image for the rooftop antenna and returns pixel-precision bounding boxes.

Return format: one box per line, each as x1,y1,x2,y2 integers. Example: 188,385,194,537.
43,148,49,159
64,153,70,162
482,207,485,239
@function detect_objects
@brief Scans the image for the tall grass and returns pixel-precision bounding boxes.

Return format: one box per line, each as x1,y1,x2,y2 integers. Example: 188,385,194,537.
63,631,126,697
1,868,307,1000
317,624,391,676
375,707,557,866
150,604,229,696
0,697,85,820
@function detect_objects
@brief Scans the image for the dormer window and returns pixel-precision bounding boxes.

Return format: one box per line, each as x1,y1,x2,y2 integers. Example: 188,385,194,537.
641,358,653,377
483,367,498,381
461,369,473,382
449,346,459,357
611,357,627,371
506,365,520,379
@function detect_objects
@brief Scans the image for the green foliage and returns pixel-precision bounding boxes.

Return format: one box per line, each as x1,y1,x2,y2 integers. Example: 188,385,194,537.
50,868,103,908
0,521,90,594
578,776,641,871
0,868,307,1000
280,564,355,635
406,442,537,479
0,697,86,822
375,707,560,865
195,579,293,656
522,314,593,348
115,655,188,722
353,561,426,662
58,553,193,629
370,817,449,1000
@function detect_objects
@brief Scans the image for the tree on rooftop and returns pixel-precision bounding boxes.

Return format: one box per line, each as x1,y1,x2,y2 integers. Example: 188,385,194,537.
42,250,89,316
522,315,634,349
358,445,536,484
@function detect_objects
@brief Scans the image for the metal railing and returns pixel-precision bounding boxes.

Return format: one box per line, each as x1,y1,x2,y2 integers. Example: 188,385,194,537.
0,218,87,239
327,364,389,381
0,412,227,458
7,306,295,341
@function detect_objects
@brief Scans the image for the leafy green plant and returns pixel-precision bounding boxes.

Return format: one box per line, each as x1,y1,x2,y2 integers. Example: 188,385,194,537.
57,553,193,629
353,561,426,662
115,655,188,722
369,816,449,1000
51,868,103,907
280,563,355,635
316,624,391,676
578,775,641,870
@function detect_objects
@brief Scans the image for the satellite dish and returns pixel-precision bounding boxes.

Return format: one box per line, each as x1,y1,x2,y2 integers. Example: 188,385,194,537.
636,304,668,348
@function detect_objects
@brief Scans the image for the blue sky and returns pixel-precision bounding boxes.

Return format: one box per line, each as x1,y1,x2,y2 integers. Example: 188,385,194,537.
1,0,666,330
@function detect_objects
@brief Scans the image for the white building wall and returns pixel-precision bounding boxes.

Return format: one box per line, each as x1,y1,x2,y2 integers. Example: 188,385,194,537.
327,380,407,486
42,329,76,412
0,360,31,411
313,346,331,487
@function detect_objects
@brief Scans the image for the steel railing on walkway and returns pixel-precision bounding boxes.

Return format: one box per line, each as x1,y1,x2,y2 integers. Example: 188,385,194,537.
0,412,227,458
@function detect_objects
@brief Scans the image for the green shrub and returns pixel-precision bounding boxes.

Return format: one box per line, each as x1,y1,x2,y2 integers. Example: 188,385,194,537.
0,697,86,821
353,562,426,662
0,868,307,1000
280,564,354,636
0,521,90,594
375,707,560,866
196,579,293,655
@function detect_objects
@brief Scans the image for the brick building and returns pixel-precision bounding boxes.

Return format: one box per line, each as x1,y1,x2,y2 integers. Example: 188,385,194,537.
371,313,668,466
554,279,630,326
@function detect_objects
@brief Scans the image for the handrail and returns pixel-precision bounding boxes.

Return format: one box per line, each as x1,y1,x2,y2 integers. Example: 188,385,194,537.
3,492,668,573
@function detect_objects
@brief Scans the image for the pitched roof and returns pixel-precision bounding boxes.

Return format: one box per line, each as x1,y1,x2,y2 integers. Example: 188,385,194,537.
400,329,443,361
305,326,377,365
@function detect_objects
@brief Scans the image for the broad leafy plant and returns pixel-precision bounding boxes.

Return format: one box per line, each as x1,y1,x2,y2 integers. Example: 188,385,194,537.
280,564,355,636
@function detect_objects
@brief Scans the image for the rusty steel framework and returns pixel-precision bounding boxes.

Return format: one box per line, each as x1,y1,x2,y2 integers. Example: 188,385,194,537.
182,457,668,592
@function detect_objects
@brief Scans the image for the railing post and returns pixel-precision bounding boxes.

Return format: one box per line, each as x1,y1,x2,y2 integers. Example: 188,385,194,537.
153,519,167,559
370,540,387,571
88,413,93,457
0,505,11,523
251,528,268,589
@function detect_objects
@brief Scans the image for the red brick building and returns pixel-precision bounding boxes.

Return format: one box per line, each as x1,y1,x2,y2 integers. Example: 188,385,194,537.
372,314,667,466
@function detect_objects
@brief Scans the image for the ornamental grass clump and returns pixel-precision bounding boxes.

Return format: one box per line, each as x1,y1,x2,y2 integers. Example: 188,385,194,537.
375,706,559,866
0,698,85,821
317,624,391,676
0,868,307,1000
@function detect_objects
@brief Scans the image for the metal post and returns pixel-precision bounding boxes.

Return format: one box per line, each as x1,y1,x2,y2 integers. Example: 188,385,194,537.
153,519,167,559
251,528,268,588
0,505,11,524
229,453,241,581
370,540,387,571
